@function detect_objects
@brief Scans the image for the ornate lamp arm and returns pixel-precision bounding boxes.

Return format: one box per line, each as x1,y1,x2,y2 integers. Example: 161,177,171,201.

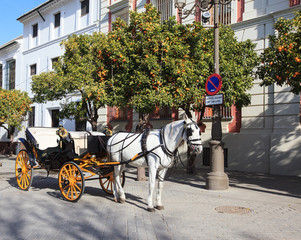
175,0,236,20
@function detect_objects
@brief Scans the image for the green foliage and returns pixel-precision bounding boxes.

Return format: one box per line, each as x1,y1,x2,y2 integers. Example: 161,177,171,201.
32,4,259,128
0,88,32,131
257,10,301,94
98,4,258,114
32,33,108,130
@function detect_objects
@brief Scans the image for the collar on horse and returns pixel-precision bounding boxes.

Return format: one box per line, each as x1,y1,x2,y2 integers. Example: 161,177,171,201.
159,127,177,157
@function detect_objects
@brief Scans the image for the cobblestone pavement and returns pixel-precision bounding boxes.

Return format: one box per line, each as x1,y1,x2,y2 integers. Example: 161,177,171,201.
1,156,301,240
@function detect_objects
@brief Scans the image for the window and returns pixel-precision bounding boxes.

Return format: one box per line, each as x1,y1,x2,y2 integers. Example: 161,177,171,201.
51,109,60,127
32,24,38,38
75,102,87,131
0,64,2,88
150,107,172,119
155,0,173,22
76,118,86,131
219,2,231,24
51,57,59,69
81,0,89,16
5,59,15,90
203,106,234,120
54,12,61,28
30,64,37,76
29,107,35,127
108,106,129,121
290,0,300,7
237,0,244,22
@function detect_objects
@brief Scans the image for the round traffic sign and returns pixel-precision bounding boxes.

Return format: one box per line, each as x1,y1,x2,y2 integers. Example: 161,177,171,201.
205,73,222,95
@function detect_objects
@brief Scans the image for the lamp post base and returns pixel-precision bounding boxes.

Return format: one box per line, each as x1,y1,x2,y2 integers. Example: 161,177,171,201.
206,171,229,190
206,140,229,190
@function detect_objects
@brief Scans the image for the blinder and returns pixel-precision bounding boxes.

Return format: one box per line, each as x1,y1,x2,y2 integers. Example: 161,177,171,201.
184,120,202,153
186,128,193,137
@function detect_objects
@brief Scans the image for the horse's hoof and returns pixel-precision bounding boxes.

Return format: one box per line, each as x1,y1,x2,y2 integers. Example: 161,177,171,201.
119,198,126,204
114,197,118,203
156,205,164,210
147,208,155,212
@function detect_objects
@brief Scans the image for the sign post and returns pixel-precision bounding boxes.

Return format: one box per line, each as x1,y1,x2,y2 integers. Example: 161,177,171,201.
205,73,229,190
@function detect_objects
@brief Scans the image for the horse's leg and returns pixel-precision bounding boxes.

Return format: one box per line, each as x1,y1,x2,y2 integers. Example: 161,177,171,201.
113,165,126,203
156,168,168,210
147,158,157,212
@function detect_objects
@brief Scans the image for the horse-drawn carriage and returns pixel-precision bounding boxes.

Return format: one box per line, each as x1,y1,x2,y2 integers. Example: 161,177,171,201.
16,118,202,211
15,126,125,202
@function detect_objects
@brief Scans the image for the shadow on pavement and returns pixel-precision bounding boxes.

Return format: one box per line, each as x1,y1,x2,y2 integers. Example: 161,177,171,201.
165,168,301,199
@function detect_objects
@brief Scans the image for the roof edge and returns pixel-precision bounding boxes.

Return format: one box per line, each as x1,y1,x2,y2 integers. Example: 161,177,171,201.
0,35,22,51
17,0,54,22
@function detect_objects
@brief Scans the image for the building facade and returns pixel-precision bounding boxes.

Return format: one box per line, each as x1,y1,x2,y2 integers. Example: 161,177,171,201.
0,0,300,176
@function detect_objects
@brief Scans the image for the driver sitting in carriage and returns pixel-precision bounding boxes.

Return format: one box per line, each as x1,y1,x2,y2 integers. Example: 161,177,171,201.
22,125,77,171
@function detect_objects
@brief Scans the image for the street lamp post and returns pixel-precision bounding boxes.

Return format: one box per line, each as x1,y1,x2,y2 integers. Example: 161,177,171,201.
175,0,234,190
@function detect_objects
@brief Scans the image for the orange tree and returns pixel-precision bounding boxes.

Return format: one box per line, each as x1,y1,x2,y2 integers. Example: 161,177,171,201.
257,10,301,94
32,33,108,131
97,4,258,123
96,5,174,127
0,88,31,153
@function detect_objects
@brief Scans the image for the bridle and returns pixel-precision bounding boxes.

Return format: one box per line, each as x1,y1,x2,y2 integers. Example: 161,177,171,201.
183,120,202,152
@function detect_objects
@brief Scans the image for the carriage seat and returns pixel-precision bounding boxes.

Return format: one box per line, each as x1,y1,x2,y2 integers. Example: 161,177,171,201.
27,127,60,150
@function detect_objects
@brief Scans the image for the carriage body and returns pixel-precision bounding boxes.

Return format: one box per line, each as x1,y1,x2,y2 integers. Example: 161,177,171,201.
15,127,125,202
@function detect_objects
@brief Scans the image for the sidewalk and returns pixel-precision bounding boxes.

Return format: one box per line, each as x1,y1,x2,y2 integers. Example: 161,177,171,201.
1,156,301,240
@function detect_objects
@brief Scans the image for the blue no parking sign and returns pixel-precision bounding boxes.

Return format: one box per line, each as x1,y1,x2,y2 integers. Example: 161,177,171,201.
205,73,222,96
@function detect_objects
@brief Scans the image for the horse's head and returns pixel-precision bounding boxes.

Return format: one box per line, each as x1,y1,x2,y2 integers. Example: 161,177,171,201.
183,118,203,154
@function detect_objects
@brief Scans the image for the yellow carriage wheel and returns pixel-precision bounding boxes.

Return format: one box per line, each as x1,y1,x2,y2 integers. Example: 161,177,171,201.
58,162,85,202
99,171,125,195
15,150,33,191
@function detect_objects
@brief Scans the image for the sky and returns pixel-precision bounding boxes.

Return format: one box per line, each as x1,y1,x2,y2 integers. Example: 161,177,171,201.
0,0,47,46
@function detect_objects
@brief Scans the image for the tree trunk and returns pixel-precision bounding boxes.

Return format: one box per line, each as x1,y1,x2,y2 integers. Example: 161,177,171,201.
7,126,15,157
135,112,149,181
91,119,98,131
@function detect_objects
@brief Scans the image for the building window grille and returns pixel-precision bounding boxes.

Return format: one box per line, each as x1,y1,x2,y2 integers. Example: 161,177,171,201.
32,24,38,38
54,12,61,28
219,2,231,24
203,106,234,120
5,59,15,90
149,107,172,120
290,0,300,7
154,0,173,22
0,64,2,88
81,0,89,16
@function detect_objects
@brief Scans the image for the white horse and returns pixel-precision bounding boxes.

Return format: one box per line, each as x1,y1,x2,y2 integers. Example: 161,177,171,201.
107,117,202,211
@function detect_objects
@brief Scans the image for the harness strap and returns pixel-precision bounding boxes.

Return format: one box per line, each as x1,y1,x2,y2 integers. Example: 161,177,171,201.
160,128,176,157
141,128,151,165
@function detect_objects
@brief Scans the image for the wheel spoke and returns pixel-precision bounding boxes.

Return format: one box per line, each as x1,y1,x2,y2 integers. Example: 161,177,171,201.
73,186,79,197
63,166,70,177
25,174,29,187
102,179,109,185
62,183,69,191
74,183,81,191
66,186,71,197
